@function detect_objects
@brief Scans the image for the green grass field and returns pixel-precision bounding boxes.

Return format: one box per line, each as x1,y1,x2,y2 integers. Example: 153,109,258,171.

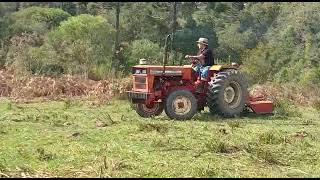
0,99,319,178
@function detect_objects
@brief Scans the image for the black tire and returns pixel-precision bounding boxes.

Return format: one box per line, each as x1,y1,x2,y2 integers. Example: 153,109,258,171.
135,103,164,118
206,69,249,118
164,90,198,120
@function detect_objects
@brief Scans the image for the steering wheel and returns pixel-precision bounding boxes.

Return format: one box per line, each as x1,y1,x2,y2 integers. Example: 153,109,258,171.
185,56,201,73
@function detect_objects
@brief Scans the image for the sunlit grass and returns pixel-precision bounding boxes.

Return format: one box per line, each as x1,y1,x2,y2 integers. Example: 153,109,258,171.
0,99,319,177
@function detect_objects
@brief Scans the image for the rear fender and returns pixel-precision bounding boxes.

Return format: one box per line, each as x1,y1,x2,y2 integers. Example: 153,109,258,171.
209,65,238,71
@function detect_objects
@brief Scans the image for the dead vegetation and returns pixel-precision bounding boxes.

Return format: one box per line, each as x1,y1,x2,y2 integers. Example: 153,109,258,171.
249,82,320,106
0,69,319,109
0,69,132,103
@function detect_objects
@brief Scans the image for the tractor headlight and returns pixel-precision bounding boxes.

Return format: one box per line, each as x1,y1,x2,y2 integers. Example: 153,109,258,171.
134,69,147,74
135,69,141,74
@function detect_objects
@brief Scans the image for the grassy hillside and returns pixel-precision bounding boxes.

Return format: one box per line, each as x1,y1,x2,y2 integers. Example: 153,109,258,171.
0,99,319,178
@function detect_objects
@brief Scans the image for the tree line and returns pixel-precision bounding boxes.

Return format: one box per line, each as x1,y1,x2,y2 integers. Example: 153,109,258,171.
0,2,319,89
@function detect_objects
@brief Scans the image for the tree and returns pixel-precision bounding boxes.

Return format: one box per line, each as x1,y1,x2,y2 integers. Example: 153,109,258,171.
124,39,163,68
120,2,171,43
47,14,116,77
7,6,71,35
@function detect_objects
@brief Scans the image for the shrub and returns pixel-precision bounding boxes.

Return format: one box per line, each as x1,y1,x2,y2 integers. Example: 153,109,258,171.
47,14,116,77
242,42,274,84
124,39,163,68
299,68,320,90
8,6,71,35
87,65,110,81
273,98,302,118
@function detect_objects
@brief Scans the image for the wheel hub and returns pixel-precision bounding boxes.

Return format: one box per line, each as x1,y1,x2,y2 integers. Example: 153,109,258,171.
172,95,191,115
223,81,242,109
224,86,235,104
142,103,159,113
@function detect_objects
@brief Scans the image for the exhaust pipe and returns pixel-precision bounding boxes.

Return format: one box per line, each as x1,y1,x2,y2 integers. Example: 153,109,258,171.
162,34,172,76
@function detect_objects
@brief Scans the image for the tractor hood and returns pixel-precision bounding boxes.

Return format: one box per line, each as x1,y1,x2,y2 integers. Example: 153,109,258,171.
132,65,192,76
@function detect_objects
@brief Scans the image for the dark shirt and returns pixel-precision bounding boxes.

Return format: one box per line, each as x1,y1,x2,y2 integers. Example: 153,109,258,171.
197,47,214,66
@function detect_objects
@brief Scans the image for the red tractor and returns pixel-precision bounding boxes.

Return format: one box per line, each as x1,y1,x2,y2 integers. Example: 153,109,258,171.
127,35,273,120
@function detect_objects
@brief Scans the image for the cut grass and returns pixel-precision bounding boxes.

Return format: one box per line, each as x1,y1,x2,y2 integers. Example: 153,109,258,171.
0,99,319,177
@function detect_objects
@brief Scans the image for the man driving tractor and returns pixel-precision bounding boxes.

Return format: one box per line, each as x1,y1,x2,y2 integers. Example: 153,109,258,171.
185,37,214,92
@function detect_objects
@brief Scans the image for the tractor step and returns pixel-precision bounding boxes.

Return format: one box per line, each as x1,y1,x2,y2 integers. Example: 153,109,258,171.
247,100,273,114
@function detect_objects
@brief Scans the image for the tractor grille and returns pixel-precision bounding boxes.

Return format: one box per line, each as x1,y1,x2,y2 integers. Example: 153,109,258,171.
127,91,148,100
134,76,147,90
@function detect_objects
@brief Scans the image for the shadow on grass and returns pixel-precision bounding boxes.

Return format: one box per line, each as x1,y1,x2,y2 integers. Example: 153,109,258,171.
147,109,281,123
241,112,276,120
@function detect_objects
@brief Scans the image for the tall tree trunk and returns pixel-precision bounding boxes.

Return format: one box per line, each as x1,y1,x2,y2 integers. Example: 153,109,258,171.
112,2,121,75
171,2,178,36
171,2,178,65
15,2,20,11
115,2,120,59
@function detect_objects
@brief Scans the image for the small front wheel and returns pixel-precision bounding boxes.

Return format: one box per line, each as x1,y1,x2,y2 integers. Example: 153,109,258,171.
164,90,198,120
135,103,164,118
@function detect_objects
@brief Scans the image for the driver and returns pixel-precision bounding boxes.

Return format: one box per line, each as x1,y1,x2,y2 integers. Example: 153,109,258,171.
185,37,214,92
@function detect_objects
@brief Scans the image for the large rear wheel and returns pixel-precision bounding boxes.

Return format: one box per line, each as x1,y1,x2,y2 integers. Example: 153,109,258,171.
164,90,198,120
206,69,248,117
135,103,164,118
